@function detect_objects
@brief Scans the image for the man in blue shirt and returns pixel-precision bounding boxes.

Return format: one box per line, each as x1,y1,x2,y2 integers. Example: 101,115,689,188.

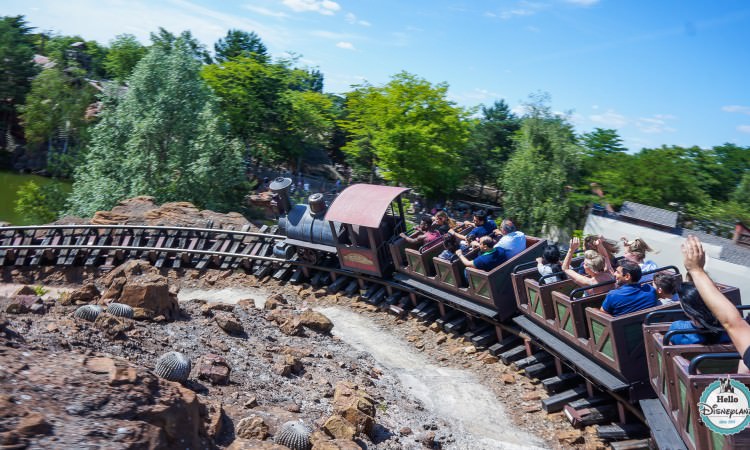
456,236,506,279
492,219,526,259
601,260,659,317
449,210,497,248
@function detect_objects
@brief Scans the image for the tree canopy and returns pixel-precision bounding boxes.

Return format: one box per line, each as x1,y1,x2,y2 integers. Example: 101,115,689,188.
67,38,246,216
0,16,38,147
340,72,469,198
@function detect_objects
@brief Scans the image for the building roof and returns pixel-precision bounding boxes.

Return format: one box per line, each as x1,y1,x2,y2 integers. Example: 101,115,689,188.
619,201,679,229
325,184,410,228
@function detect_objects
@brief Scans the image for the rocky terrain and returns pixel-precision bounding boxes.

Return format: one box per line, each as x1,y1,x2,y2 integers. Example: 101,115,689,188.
0,198,607,449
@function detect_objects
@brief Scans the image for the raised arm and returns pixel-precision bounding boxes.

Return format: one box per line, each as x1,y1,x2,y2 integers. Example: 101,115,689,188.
562,238,592,287
595,237,615,276
683,235,750,357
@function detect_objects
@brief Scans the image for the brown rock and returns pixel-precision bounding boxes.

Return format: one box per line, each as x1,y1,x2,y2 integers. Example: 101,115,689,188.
399,427,412,436
434,335,447,345
521,392,542,401
16,412,52,436
501,374,516,385
0,431,19,445
419,431,436,447
12,285,36,296
93,313,133,338
67,283,100,304
313,439,361,450
557,429,584,445
522,404,542,413
280,319,303,336
463,345,477,354
227,439,286,449
235,415,269,440
200,302,235,316
274,354,302,377
196,354,231,385
0,395,22,419
214,312,244,335
322,415,356,440
297,310,334,334
4,295,42,314
331,382,376,437
482,355,499,364
207,402,225,438
264,293,287,310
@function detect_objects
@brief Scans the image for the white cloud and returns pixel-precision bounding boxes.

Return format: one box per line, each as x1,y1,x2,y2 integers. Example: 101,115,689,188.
243,5,288,18
336,41,355,50
722,105,750,115
345,12,372,26
282,0,340,15
589,109,628,127
566,0,600,6
635,116,677,134
500,9,535,19
311,30,353,40
738,125,750,134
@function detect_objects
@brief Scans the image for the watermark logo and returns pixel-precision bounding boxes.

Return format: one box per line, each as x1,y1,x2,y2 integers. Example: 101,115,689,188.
698,376,750,435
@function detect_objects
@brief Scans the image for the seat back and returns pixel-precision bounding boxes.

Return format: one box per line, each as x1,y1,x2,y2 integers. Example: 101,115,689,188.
673,354,750,450
525,278,577,328
404,239,444,278
585,303,673,385
511,261,539,312
551,289,607,350
465,236,546,321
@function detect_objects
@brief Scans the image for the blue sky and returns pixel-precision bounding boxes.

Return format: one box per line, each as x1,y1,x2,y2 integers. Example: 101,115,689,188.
4,0,750,151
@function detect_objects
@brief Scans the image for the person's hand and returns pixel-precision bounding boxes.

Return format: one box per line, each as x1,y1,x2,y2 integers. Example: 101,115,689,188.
456,249,463,256
682,235,706,272
536,257,543,264
569,237,580,252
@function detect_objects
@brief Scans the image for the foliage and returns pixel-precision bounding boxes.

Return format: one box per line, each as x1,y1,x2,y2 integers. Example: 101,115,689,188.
501,94,583,235
0,16,38,146
214,29,268,63
462,99,520,195
33,285,48,296
202,56,335,166
150,27,211,64
103,34,147,81
42,34,108,77
67,38,246,217
339,72,469,198
17,65,96,169
14,180,66,224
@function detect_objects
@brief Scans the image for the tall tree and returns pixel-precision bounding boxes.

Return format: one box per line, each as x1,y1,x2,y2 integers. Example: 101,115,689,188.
214,29,268,63
17,65,96,176
581,128,626,156
202,57,334,167
150,28,211,63
463,99,520,196
0,16,38,149
501,94,583,235
67,38,245,217
103,34,147,81
340,72,469,197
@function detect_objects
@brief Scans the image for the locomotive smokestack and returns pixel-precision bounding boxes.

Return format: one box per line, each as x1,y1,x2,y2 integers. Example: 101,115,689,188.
269,177,293,215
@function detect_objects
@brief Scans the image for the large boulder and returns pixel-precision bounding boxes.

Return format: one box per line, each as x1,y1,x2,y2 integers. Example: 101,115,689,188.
297,310,334,334
330,382,376,438
99,261,178,320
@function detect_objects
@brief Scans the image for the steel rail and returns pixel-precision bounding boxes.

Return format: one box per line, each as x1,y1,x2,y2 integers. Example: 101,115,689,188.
0,224,285,240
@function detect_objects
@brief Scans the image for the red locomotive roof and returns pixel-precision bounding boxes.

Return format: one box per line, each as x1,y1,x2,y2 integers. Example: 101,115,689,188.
325,184,410,228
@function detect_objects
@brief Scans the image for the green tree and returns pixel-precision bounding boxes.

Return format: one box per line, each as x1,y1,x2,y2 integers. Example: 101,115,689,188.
340,72,469,197
463,99,520,196
214,29,268,63
501,95,583,235
202,57,334,167
103,34,147,81
14,180,66,224
581,128,626,157
17,65,96,176
150,27,211,63
67,38,246,217
0,16,38,148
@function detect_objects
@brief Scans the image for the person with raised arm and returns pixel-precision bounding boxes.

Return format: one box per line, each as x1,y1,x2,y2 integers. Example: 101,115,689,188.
561,237,614,296
682,235,750,368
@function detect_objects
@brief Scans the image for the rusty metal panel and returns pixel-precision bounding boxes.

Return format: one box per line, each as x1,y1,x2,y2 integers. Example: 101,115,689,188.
324,184,410,228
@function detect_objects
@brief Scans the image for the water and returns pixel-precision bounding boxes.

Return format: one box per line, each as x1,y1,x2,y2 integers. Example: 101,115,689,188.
0,171,72,225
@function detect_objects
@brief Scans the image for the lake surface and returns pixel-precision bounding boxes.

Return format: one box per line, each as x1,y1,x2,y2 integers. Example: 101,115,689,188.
0,171,72,225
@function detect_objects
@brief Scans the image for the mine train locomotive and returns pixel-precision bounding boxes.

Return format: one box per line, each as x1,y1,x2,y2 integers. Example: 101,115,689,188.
270,176,750,449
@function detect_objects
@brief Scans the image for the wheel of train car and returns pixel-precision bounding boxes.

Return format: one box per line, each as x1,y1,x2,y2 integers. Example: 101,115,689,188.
298,247,321,264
